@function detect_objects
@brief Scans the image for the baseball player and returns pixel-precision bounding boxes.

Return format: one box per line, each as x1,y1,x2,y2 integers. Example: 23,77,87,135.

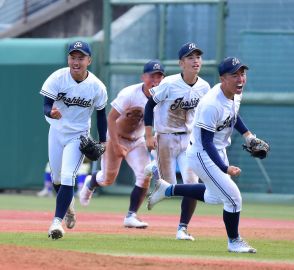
144,42,210,240
79,60,165,228
148,57,257,253
40,41,108,239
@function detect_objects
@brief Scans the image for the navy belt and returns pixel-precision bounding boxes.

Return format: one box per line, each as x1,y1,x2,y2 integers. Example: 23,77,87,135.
171,132,187,135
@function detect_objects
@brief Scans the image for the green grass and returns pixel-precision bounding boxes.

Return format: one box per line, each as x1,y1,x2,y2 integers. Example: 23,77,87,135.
0,232,293,262
0,194,293,220
0,194,293,263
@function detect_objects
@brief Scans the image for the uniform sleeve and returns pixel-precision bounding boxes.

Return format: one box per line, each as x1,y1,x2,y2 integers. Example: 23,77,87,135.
205,81,211,92
110,89,130,114
195,104,218,132
149,81,170,104
40,71,60,100
94,83,108,110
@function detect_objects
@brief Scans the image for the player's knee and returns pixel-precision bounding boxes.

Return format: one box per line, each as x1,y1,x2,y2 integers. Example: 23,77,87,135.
52,179,61,185
136,176,151,189
224,193,242,212
182,168,197,183
100,171,117,186
51,174,61,185
101,179,114,186
60,173,76,186
236,194,242,210
182,174,198,184
235,190,242,205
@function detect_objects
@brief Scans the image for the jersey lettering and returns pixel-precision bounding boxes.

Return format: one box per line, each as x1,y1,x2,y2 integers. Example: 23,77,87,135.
170,97,200,111
57,93,92,108
216,115,234,131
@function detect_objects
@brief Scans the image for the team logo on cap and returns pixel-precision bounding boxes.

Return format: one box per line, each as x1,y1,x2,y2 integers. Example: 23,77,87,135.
232,57,240,66
74,41,83,48
189,43,196,50
153,63,161,70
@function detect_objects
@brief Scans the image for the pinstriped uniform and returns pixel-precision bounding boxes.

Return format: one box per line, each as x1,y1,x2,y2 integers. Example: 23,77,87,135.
40,67,108,186
187,83,243,212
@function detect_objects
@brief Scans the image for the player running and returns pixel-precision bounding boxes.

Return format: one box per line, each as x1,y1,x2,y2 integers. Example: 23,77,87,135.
79,60,165,228
147,57,258,253
144,42,210,240
40,41,108,239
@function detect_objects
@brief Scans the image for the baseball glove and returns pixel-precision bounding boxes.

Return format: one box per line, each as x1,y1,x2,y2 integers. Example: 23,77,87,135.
242,137,270,159
79,135,106,161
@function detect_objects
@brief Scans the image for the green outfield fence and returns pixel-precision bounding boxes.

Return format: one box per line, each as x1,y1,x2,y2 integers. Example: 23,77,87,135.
0,0,293,195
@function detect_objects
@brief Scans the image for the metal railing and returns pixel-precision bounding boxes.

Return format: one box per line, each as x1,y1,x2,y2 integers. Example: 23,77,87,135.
0,0,87,38
0,0,60,26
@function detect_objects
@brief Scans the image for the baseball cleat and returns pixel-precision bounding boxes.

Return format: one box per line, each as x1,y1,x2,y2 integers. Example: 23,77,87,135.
48,218,64,240
228,236,257,253
79,175,94,206
176,227,195,241
64,197,76,229
147,179,170,210
123,213,148,229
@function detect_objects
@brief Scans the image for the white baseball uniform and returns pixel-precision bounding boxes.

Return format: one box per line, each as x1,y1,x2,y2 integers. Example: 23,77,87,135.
187,83,242,212
40,67,108,186
150,73,210,184
96,83,151,188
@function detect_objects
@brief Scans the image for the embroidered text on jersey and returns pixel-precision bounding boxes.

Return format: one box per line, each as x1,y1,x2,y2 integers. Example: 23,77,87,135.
216,115,234,131
57,93,92,108
170,97,200,111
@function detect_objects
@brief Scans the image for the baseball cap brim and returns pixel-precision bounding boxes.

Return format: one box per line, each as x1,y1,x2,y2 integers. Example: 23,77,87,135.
181,48,203,59
228,64,249,74
145,70,165,75
68,48,90,56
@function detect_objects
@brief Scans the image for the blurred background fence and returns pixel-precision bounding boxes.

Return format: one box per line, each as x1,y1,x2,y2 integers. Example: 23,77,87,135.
0,0,293,195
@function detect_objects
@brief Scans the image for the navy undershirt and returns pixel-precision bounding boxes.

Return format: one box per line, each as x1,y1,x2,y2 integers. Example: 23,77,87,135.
234,114,248,135
201,115,249,173
144,97,157,126
43,96,54,117
96,108,107,142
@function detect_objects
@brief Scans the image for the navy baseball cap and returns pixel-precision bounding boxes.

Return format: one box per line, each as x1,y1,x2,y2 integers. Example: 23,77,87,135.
143,60,165,74
68,41,91,56
218,57,249,76
178,42,203,59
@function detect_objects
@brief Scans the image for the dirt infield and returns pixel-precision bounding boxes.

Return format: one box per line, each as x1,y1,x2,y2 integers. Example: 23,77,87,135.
0,210,294,270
